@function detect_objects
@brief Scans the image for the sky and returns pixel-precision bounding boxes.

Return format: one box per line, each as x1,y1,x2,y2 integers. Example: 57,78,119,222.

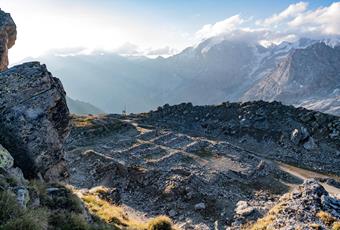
0,0,339,63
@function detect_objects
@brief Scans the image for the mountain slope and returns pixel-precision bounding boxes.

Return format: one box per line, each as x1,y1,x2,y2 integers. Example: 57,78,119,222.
23,39,280,113
64,101,340,229
242,42,340,115
67,96,104,115
23,38,340,116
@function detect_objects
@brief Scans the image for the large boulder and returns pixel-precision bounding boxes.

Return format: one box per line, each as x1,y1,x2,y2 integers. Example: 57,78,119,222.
0,9,16,71
0,144,14,170
0,62,70,180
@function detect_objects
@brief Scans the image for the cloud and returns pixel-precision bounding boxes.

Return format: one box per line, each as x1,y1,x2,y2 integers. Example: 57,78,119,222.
288,2,340,35
260,2,308,26
145,46,177,56
114,42,140,55
196,15,244,39
194,1,340,46
111,43,177,57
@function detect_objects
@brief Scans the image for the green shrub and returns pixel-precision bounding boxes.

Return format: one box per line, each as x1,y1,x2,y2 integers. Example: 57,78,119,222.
48,211,91,230
0,191,23,224
2,209,48,230
31,182,83,213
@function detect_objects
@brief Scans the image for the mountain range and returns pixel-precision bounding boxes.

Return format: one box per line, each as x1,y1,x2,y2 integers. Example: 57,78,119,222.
66,96,104,115
22,37,340,116
1,8,340,230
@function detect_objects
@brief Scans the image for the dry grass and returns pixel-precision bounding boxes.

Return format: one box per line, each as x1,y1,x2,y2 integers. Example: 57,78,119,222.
82,194,131,227
309,223,322,230
332,221,340,230
250,200,287,230
317,211,337,226
147,216,173,230
81,192,176,230
72,115,97,127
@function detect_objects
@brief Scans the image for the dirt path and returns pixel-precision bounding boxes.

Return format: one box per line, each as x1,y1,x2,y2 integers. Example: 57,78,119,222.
278,162,340,195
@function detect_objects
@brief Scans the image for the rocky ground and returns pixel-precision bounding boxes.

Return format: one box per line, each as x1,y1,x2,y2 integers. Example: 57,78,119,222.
64,102,340,229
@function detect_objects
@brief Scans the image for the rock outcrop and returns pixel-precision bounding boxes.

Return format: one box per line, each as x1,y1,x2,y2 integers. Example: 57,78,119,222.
142,101,340,175
0,62,70,180
242,43,340,116
0,9,16,71
250,179,340,229
0,9,69,181
0,144,29,206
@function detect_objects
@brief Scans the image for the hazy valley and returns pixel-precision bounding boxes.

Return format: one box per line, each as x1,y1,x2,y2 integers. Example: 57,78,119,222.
23,37,340,116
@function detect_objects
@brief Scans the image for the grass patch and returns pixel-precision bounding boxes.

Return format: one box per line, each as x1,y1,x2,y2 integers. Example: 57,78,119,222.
333,222,340,230
2,209,48,230
48,211,92,230
250,197,288,230
82,194,135,228
29,181,83,213
72,115,97,128
0,191,23,224
1,178,175,230
81,193,176,230
309,223,321,230
317,211,337,226
147,216,173,230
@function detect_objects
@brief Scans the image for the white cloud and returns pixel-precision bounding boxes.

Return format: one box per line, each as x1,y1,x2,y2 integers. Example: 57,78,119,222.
260,2,308,26
194,1,340,47
114,43,140,55
288,2,340,36
145,46,177,56
196,15,244,39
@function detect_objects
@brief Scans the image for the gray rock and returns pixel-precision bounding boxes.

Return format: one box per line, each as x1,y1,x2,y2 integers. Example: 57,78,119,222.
236,207,255,217
303,137,317,150
290,129,301,145
0,62,70,180
252,179,340,229
7,167,27,185
242,42,340,116
0,9,16,71
194,202,206,210
0,144,13,169
47,187,60,194
169,209,177,217
15,186,29,208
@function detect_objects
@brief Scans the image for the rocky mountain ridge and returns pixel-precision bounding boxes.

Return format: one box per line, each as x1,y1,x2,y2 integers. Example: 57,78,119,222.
64,102,340,229
0,8,339,230
66,96,104,115
242,42,340,116
28,36,340,116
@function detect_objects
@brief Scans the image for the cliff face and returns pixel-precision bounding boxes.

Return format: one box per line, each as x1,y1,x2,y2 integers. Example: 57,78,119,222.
0,9,16,71
0,62,70,179
0,9,70,180
242,43,340,115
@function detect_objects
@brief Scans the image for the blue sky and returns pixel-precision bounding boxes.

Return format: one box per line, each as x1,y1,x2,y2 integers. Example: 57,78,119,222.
0,0,339,63
61,0,337,33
